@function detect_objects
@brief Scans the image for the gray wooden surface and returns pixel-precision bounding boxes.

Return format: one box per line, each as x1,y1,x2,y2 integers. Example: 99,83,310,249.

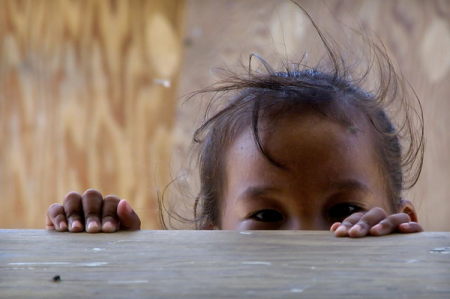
0,230,449,298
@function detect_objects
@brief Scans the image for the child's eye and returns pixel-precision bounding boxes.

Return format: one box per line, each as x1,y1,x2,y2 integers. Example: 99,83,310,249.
250,209,284,222
327,203,363,222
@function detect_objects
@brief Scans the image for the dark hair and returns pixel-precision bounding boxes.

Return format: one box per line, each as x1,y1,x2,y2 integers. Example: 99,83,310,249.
158,4,424,230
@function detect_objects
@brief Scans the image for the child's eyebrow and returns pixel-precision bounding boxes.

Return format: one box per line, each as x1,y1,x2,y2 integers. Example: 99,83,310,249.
239,179,369,201
239,186,281,201
327,179,370,193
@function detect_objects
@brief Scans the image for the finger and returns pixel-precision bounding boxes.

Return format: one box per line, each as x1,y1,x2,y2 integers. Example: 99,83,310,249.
117,200,141,230
102,195,121,233
349,207,387,238
398,222,423,233
334,212,364,237
47,203,68,231
369,213,411,236
46,215,55,230
82,189,103,233
330,222,341,232
63,192,84,232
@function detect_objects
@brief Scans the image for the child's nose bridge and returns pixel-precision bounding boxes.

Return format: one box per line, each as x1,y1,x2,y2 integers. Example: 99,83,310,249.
286,219,317,230
286,210,328,230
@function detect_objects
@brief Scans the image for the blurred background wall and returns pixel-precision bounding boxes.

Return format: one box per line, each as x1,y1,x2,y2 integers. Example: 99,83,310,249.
0,0,184,229
1,0,449,230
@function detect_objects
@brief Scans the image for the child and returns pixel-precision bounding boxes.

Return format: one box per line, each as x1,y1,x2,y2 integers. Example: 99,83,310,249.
45,9,424,238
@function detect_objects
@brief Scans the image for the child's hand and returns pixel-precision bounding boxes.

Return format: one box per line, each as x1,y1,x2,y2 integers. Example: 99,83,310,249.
46,189,141,233
330,207,423,238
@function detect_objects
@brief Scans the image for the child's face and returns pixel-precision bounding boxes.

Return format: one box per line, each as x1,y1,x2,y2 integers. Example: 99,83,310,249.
219,112,393,230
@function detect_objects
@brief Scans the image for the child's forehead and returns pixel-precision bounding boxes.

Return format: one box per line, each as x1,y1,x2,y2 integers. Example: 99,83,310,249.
224,112,385,203
269,115,368,154
255,90,366,123
258,105,369,137
227,112,377,175
262,113,367,147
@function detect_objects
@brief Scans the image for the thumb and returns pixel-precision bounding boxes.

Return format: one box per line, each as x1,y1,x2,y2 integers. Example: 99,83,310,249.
117,199,141,230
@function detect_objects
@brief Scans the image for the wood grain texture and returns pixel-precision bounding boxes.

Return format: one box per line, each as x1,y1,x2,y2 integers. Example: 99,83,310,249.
1,230,449,298
0,0,185,229
174,0,450,230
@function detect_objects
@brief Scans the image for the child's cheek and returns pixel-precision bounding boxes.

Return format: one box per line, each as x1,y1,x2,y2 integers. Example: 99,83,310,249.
237,220,280,230
237,220,255,230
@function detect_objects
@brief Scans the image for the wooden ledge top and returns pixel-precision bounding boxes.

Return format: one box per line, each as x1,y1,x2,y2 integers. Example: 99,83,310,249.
1,230,449,298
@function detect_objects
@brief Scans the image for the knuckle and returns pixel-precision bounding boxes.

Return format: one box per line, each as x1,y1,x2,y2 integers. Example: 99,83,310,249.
352,212,365,218
371,207,387,217
378,218,393,228
341,212,364,226
103,195,120,203
341,220,354,227
64,191,81,202
48,204,64,217
49,203,62,211
55,214,66,222
67,213,82,220
357,219,369,229
85,213,101,220
65,191,81,197
400,212,411,222
343,212,364,222
102,215,116,222
83,188,102,199
388,212,411,223
65,210,80,219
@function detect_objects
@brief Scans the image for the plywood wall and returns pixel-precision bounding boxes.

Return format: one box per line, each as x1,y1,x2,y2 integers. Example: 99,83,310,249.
0,0,184,229
175,0,450,230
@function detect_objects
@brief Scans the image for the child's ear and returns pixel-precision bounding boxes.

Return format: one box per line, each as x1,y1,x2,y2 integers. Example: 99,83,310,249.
399,199,418,222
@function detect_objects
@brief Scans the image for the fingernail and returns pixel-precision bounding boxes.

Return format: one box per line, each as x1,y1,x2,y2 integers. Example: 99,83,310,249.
372,224,382,231
59,221,67,231
371,224,382,235
87,221,99,232
350,224,362,235
335,225,347,235
401,223,410,229
71,220,82,230
102,221,115,233
330,222,341,232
